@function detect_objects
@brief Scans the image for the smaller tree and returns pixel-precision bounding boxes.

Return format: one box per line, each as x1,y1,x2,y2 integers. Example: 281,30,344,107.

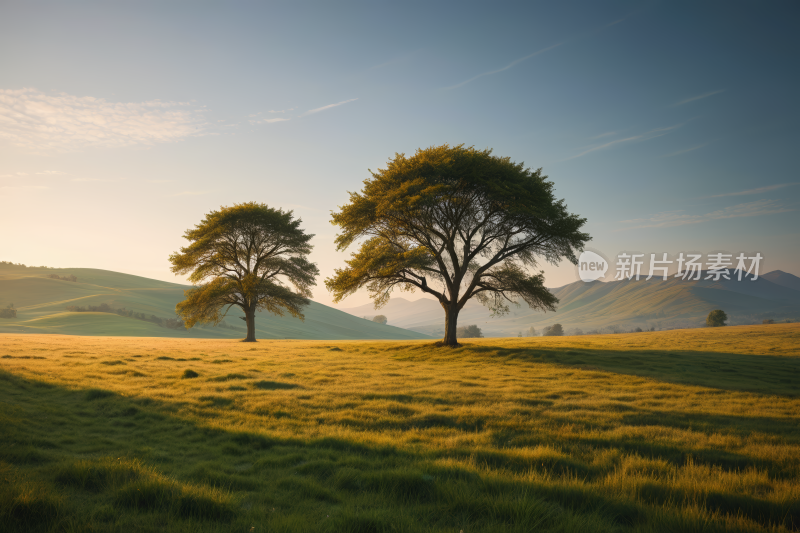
706,309,727,327
372,315,388,325
170,202,318,342
457,325,483,338
526,326,536,337
542,323,564,336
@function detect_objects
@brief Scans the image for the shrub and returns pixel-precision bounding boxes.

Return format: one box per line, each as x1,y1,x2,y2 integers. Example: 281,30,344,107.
706,309,727,327
182,370,199,379
47,273,77,282
762,319,775,324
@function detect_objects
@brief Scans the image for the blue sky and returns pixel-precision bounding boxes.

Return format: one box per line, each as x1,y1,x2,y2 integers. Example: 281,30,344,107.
1,1,798,307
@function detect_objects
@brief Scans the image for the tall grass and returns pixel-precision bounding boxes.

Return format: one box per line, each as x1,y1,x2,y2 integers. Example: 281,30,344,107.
0,323,798,531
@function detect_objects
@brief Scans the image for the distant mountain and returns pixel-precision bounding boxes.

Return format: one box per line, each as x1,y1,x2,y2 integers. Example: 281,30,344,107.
761,270,800,292
0,264,430,340
341,270,800,337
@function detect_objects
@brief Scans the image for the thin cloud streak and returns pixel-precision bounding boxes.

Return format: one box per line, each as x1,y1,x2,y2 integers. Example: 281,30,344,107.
617,199,792,229
590,131,617,139
564,124,682,161
304,98,359,115
674,89,725,106
442,43,562,90
710,183,798,198
663,143,708,157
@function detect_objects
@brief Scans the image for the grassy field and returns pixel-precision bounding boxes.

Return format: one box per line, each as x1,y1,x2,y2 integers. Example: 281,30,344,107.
1,324,799,532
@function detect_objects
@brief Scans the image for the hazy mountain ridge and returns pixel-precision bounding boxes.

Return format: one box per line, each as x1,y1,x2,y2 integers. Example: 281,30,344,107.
0,265,431,340
341,271,800,336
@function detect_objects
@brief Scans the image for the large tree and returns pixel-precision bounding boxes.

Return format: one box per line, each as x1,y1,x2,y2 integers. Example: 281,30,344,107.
326,144,590,345
170,202,318,342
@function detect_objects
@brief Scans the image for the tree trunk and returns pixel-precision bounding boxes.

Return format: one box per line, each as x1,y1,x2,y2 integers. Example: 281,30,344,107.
243,306,257,342
442,303,460,346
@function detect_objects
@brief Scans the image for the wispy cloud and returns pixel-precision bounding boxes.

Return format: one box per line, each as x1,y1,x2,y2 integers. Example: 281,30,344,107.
565,124,682,161
674,89,725,107
71,177,122,182
443,44,561,90
249,113,292,124
662,143,708,157
0,88,207,152
709,183,798,198
249,99,358,125
36,170,67,175
304,98,359,116
590,131,617,139
618,199,792,229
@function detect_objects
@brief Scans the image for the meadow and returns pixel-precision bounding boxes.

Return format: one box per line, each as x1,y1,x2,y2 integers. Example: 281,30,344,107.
1,324,799,532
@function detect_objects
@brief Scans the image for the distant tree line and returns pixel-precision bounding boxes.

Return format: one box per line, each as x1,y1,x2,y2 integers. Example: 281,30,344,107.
48,273,77,282
1,261,57,269
456,325,483,338
65,303,185,330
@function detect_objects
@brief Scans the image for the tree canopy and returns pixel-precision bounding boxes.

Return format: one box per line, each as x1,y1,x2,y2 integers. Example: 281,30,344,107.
169,202,318,342
326,144,590,345
706,309,727,327
542,323,564,336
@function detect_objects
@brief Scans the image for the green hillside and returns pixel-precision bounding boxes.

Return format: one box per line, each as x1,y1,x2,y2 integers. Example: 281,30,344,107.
0,264,430,340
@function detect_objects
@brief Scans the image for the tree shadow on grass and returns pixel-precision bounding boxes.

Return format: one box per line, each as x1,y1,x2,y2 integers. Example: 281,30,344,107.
0,369,797,533
458,345,800,397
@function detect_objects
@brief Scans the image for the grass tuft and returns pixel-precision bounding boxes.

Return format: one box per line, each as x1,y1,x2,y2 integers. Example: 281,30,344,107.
85,388,113,401
252,380,300,390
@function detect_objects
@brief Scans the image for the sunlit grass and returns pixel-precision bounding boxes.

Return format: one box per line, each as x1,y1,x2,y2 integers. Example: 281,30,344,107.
1,323,798,532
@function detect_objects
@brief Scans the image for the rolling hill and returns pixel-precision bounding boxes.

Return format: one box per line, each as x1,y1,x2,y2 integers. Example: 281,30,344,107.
341,270,800,337
0,264,430,340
